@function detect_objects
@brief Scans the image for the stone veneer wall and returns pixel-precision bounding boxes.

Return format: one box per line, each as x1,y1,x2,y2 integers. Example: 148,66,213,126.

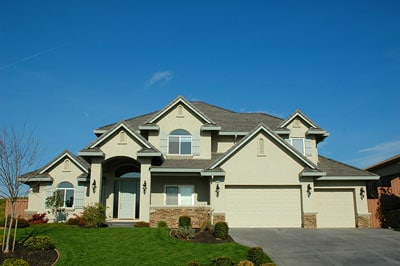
357,214,371,228
149,207,210,228
303,213,317,228
212,213,226,224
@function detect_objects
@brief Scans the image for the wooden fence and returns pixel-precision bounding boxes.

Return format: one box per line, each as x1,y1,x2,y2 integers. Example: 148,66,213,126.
5,199,28,218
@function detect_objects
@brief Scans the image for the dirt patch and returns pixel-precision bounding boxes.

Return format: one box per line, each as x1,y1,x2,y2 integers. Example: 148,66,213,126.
0,243,58,266
192,230,234,244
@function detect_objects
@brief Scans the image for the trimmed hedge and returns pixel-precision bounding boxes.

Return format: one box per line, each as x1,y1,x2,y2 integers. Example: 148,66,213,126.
0,258,29,266
179,216,191,227
23,235,55,251
213,222,229,239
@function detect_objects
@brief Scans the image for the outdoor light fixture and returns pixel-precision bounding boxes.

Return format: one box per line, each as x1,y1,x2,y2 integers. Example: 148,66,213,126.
360,187,365,200
306,184,312,197
92,180,97,193
216,184,220,197
143,180,147,194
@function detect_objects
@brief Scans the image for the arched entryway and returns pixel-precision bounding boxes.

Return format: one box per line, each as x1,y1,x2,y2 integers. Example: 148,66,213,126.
102,157,141,219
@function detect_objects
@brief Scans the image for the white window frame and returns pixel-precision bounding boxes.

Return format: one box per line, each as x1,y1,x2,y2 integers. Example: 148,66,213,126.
168,130,192,155
164,185,194,206
56,182,75,208
286,138,312,156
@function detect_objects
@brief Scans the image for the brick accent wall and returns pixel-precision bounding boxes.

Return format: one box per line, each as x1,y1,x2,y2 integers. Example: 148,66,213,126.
149,207,210,228
212,212,225,224
357,214,371,228
303,213,317,228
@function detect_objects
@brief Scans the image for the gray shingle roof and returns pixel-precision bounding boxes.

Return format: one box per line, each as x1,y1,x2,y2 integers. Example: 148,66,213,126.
318,156,377,177
95,101,284,133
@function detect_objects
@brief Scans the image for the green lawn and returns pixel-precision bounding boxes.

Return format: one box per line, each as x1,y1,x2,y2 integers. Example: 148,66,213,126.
14,225,272,265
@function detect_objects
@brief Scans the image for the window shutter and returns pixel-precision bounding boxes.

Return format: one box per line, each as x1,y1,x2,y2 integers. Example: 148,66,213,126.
74,185,85,209
192,130,200,156
305,139,312,156
45,185,55,208
160,130,168,154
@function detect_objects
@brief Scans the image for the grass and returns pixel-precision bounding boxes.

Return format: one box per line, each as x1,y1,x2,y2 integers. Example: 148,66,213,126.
13,224,272,265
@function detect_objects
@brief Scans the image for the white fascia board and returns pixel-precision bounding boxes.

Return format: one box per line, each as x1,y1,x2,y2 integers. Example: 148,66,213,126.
78,151,105,157
218,132,248,136
306,129,329,136
90,123,151,149
200,171,226,177
77,177,90,182
93,129,107,135
317,176,380,181
150,168,202,173
138,125,160,130
40,152,88,174
300,171,327,177
19,177,52,182
201,125,222,131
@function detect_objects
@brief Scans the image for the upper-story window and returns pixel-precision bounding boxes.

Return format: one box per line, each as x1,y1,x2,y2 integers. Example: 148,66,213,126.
168,129,192,155
286,138,312,156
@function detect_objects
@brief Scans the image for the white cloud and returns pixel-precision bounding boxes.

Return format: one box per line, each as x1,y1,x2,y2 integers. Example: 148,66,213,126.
145,71,173,88
350,139,400,168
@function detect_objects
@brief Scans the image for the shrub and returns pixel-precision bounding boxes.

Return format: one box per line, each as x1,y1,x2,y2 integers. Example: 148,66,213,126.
157,221,168,228
81,203,106,228
175,226,195,240
23,235,55,250
179,216,191,227
210,256,235,266
3,217,30,228
28,213,48,224
134,221,150,227
0,258,29,266
247,247,264,266
213,222,229,239
238,261,255,266
201,221,212,231
66,214,85,226
186,261,201,266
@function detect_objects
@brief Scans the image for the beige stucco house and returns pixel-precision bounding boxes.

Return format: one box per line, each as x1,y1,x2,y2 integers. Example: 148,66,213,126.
20,96,379,228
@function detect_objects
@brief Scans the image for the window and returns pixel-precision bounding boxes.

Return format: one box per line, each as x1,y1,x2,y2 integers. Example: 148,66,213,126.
57,181,74,208
168,129,192,155
165,185,194,206
286,138,312,156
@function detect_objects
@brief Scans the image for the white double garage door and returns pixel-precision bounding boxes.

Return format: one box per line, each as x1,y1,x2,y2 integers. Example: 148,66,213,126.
225,186,356,228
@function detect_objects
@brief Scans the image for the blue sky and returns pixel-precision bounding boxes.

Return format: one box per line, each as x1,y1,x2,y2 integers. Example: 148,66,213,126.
1,0,399,169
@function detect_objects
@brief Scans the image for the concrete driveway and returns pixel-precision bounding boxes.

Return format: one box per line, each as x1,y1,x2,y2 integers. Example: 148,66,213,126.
230,228,400,266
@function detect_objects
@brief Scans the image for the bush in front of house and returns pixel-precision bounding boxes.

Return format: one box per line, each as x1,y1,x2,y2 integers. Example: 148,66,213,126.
210,256,235,266
23,235,55,251
81,203,106,228
247,247,264,266
2,217,30,228
0,258,29,266
28,213,48,224
213,222,229,239
157,221,168,228
186,261,201,266
179,216,191,227
175,226,195,240
66,214,86,226
238,260,255,266
134,221,150,227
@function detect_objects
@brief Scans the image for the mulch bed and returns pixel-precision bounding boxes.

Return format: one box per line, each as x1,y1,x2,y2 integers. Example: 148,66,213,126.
171,229,234,244
0,243,58,266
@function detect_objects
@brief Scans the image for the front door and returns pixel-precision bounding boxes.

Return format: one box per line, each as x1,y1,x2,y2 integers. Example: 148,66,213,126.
119,180,136,219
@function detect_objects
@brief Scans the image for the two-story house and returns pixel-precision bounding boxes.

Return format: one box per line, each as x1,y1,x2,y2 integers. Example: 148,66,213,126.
21,96,378,228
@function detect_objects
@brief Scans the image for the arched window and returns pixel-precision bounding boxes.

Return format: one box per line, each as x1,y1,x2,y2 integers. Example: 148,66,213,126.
57,181,74,208
168,129,192,155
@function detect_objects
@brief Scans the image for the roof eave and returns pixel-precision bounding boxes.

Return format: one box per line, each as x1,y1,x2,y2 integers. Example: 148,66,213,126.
316,175,380,181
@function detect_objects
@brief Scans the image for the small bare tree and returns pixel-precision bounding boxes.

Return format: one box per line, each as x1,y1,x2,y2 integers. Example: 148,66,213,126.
0,126,39,253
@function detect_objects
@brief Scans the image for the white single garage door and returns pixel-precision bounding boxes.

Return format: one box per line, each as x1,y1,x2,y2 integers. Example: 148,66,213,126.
315,189,356,228
225,186,302,227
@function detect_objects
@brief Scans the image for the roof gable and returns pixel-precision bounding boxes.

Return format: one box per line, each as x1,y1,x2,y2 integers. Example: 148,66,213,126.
145,96,215,125
39,150,89,174
279,110,321,129
88,122,154,150
209,124,318,170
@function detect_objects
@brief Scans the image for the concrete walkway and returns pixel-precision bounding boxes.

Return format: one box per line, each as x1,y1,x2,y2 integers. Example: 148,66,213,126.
230,228,400,266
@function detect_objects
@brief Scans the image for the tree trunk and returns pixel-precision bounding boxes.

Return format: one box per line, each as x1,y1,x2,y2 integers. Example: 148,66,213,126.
3,201,15,253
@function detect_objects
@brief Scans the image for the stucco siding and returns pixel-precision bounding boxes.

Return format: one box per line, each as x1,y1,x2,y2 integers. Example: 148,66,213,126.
99,130,143,160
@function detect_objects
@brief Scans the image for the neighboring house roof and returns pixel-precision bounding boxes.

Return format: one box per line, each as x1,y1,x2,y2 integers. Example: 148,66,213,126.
317,156,379,180
365,154,400,171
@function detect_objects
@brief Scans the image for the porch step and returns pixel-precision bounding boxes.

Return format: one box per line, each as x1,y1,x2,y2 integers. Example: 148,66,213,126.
106,221,135,228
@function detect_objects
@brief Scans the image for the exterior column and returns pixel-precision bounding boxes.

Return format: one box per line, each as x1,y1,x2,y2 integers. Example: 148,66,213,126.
139,158,151,222
301,180,317,228
210,176,225,224
88,158,103,204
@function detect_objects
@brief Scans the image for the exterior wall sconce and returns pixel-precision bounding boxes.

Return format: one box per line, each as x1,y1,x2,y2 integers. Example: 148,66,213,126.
143,181,147,194
306,184,312,197
92,180,97,193
216,184,220,197
360,187,365,200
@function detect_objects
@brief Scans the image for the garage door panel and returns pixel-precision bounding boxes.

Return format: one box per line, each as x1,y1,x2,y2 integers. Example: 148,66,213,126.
225,187,301,228
315,189,355,228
